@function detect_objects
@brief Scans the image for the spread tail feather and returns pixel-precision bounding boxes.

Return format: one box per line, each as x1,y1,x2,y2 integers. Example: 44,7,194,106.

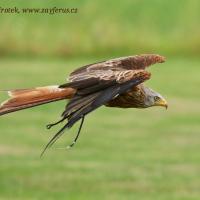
0,85,76,116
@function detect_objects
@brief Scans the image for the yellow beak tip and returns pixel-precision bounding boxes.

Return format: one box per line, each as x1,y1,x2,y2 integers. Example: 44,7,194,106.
154,99,168,109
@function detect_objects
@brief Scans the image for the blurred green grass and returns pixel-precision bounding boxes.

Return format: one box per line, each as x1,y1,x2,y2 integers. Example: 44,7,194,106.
0,57,200,200
0,0,200,57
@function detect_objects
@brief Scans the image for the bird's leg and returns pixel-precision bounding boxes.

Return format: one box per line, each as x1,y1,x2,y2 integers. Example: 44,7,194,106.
66,115,85,149
46,117,66,129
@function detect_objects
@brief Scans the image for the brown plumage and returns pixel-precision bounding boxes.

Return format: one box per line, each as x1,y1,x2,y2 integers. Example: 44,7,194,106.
106,84,147,108
0,54,167,155
0,86,76,116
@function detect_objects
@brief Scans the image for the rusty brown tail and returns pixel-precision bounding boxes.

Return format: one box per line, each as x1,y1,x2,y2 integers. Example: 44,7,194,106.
0,85,76,116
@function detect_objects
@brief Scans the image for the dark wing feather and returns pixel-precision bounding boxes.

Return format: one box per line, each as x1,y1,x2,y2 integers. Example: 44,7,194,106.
59,77,99,89
76,80,115,95
62,92,101,118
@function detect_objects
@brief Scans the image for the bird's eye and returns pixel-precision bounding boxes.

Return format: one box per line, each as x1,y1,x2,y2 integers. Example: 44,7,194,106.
154,96,160,101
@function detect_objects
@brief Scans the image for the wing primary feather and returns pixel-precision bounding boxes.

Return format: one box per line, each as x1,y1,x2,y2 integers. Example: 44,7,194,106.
41,114,86,157
62,92,101,117
40,123,69,157
92,79,143,107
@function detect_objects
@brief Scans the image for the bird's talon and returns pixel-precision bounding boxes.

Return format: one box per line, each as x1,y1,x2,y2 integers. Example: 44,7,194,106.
66,141,75,150
46,124,52,129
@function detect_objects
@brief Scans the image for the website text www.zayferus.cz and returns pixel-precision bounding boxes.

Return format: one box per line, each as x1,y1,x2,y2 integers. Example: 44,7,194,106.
0,7,78,14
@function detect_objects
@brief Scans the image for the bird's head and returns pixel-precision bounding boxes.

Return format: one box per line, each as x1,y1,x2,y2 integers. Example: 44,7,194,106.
143,86,168,109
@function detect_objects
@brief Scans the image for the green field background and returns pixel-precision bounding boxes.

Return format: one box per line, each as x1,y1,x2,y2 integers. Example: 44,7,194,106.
0,1,200,200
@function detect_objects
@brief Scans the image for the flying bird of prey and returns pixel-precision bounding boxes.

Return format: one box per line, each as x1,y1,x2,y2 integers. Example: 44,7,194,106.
0,54,167,155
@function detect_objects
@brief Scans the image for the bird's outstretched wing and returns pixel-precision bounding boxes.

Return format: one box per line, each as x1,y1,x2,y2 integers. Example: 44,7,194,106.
42,54,165,155
69,54,165,76
59,54,165,120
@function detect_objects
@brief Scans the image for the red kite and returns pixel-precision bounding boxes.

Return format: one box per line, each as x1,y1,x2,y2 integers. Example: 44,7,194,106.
0,54,167,155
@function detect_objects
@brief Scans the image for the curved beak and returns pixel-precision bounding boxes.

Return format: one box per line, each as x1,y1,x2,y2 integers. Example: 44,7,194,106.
154,98,168,109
